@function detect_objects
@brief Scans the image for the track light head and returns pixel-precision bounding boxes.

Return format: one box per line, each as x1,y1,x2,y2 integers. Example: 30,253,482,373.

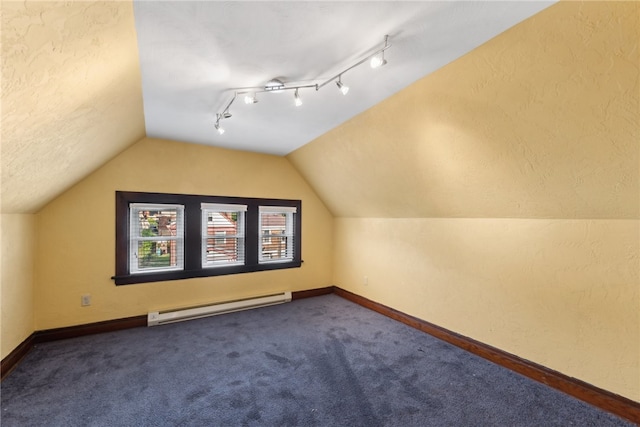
214,114,226,134
370,54,387,69
294,89,302,107
371,35,390,69
336,77,349,95
244,93,258,104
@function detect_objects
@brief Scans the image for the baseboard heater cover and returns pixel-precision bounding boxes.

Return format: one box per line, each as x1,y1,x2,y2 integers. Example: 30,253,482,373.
147,291,292,326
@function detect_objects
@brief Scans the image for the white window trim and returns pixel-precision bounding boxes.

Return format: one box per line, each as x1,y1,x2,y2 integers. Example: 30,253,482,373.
201,203,247,268
258,206,296,264
129,203,185,274
259,206,297,214
201,203,248,213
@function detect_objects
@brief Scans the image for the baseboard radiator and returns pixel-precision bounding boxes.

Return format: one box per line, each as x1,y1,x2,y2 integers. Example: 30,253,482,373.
147,291,292,327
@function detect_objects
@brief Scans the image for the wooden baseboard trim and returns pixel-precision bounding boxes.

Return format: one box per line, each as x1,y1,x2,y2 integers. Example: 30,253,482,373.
1,333,35,380
2,290,324,377
1,315,147,381
34,315,147,344
291,286,334,300
1,290,323,377
4,288,639,424
333,287,640,424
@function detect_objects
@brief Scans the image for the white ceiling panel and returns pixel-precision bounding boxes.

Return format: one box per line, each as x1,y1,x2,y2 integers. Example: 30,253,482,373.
133,1,556,155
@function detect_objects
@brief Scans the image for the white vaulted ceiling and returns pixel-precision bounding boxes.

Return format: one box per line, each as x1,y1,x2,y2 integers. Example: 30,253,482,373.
1,1,555,213
134,1,555,155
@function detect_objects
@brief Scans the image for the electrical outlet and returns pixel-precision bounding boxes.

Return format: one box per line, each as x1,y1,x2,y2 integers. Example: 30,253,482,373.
81,294,91,307
363,276,368,286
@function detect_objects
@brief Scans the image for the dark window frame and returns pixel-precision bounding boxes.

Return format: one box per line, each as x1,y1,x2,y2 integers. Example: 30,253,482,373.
113,191,301,285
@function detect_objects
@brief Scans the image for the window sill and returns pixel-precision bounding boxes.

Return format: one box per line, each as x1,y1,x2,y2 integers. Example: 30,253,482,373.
112,260,302,285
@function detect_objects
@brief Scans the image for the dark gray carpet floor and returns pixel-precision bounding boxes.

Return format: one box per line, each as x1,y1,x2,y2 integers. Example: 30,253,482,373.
1,294,632,426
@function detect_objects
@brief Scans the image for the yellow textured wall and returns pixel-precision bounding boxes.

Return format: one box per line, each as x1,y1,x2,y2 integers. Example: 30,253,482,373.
1,1,145,214
34,138,333,329
1,214,36,360
332,218,638,399
288,2,639,400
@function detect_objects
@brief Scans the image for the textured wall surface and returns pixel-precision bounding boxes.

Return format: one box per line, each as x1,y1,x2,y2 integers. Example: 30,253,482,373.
1,1,145,214
34,138,333,329
288,1,639,400
332,218,639,400
289,2,638,220
1,214,36,360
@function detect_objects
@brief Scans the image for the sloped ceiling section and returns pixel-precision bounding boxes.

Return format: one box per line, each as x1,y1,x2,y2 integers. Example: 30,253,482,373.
134,1,555,155
287,1,640,219
1,1,555,214
1,1,145,214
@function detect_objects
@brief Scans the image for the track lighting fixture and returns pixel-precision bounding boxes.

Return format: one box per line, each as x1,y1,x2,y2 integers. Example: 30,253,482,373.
370,53,387,68
336,76,349,95
214,35,391,135
264,78,285,92
244,93,258,104
215,113,227,134
294,89,302,107
370,35,389,69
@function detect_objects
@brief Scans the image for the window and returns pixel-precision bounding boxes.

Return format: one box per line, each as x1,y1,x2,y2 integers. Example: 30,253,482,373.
114,192,301,285
201,203,246,268
129,204,184,273
259,206,296,263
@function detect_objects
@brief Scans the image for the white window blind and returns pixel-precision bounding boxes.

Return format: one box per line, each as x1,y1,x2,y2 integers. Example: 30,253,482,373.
258,206,297,263
201,203,247,267
129,203,184,274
